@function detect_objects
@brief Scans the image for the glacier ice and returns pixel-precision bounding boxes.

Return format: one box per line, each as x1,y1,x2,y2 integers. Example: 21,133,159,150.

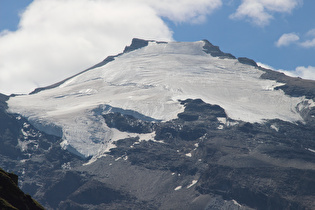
8,40,313,158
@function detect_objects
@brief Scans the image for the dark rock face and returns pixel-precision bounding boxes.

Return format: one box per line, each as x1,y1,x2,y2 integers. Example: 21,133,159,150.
0,93,8,109
68,180,127,205
203,40,236,59
100,99,315,209
198,165,315,210
0,95,83,209
259,67,315,100
0,95,160,209
2,93,315,209
123,38,149,53
103,112,156,134
0,167,44,210
238,57,258,67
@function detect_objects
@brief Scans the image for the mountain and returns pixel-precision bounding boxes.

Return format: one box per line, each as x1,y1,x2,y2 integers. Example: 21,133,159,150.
1,38,315,209
0,167,44,209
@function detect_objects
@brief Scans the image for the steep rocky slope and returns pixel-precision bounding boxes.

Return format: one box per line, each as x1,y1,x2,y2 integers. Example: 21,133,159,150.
0,167,44,210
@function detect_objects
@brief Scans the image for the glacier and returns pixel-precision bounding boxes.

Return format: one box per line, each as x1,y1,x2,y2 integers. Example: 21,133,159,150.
8,39,314,158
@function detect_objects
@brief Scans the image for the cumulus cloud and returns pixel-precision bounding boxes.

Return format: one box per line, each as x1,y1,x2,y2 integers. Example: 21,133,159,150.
306,28,315,37
300,39,315,48
300,28,315,48
275,28,315,48
0,0,222,95
230,0,302,26
139,0,222,23
275,33,300,47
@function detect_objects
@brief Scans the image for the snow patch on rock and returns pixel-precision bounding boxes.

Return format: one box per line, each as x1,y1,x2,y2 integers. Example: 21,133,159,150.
187,180,198,189
174,186,182,191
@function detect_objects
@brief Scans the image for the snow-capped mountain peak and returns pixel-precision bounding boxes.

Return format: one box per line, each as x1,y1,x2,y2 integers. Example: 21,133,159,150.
7,39,315,158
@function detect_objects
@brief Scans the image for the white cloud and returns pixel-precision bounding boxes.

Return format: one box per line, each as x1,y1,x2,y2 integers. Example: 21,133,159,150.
0,0,222,95
279,66,315,81
300,28,315,48
141,0,222,23
257,62,275,70
275,28,315,48
275,33,300,47
230,0,272,26
230,0,302,26
300,38,315,48
306,28,315,37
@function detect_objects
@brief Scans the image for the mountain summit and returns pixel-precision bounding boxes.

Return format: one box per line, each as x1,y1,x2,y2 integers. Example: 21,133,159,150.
2,39,315,209
7,38,315,158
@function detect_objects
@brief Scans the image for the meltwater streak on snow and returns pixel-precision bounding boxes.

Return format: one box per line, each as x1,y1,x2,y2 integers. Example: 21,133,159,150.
7,40,310,158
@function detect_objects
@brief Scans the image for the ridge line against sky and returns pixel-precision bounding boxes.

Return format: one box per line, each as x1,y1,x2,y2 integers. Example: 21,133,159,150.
0,0,314,95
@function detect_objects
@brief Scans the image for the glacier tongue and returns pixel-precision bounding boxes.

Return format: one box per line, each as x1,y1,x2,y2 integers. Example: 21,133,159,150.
7,40,311,158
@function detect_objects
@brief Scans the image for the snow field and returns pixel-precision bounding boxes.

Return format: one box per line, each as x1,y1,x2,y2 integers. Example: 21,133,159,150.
8,40,313,158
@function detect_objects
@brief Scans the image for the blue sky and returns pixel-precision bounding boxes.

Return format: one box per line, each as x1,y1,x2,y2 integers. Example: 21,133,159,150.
0,0,314,94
